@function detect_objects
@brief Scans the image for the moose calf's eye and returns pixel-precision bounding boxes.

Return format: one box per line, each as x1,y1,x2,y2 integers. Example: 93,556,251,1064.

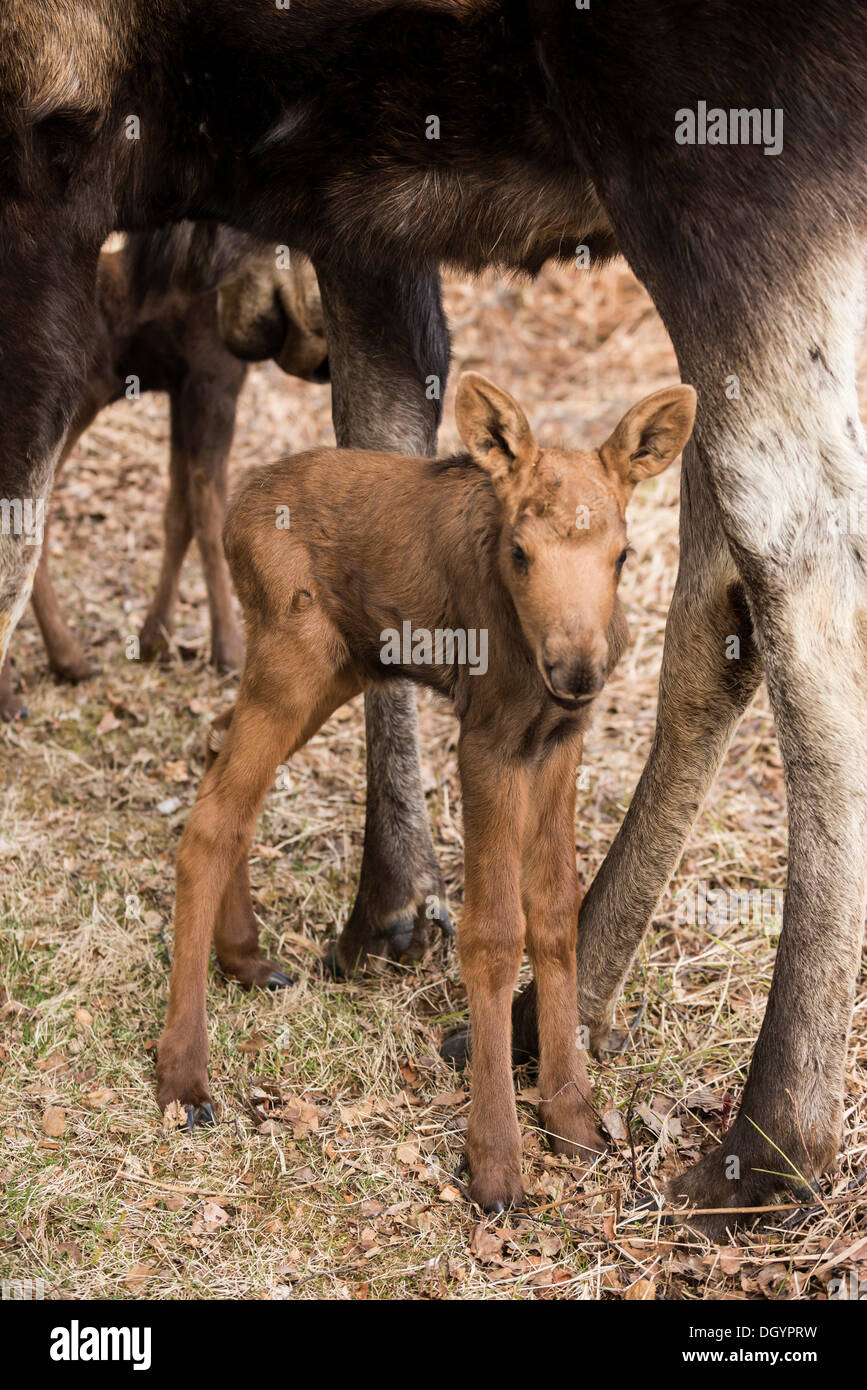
616,548,629,572
512,543,529,571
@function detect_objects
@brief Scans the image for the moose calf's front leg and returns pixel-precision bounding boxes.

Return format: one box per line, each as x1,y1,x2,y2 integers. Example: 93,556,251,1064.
522,743,605,1160
459,737,528,1210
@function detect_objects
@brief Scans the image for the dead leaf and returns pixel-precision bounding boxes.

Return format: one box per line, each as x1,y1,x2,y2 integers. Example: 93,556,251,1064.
123,1262,155,1288
683,1085,725,1114
96,709,121,735
758,1262,795,1299
601,1107,628,1142
82,1089,116,1110
469,1223,505,1265
625,1276,657,1300
41,1106,66,1137
161,1099,187,1130
74,1007,93,1032
718,1247,745,1277
281,1096,319,1138
35,1050,68,1074
191,1202,230,1235
430,1090,466,1108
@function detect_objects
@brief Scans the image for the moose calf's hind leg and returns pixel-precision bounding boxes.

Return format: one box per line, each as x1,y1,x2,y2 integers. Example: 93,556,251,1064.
157,687,305,1121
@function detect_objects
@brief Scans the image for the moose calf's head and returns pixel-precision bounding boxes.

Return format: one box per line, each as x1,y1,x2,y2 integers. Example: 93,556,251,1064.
455,372,696,706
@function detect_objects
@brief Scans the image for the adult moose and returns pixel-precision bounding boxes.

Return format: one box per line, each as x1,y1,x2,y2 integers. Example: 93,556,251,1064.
0,0,864,1229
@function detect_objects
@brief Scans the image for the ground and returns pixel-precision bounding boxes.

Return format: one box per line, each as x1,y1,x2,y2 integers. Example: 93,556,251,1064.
1,262,865,1301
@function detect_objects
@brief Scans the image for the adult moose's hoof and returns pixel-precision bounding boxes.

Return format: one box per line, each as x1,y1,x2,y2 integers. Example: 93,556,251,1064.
209,629,245,674
439,1017,538,1072
385,898,453,964
323,895,454,978
48,646,92,684
439,1024,471,1071
0,688,26,721
664,1115,836,1239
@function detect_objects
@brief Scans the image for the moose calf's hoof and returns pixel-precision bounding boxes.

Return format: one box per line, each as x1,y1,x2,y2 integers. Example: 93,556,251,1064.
467,1167,525,1213
183,1102,216,1131
219,955,293,989
541,1105,607,1161
266,968,293,989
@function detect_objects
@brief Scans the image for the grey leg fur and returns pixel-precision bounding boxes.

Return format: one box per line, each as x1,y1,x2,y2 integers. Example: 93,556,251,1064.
315,261,451,971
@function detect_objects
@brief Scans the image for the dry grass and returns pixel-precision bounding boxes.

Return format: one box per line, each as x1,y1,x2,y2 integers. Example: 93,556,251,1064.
1,261,865,1301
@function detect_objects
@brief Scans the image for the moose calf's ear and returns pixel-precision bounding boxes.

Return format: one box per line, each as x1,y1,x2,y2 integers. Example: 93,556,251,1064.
600,384,697,486
455,372,536,481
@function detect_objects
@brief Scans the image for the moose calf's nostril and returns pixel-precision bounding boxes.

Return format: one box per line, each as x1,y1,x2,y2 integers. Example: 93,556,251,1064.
545,658,605,701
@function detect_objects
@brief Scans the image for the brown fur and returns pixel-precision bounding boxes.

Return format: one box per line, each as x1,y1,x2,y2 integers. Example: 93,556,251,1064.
156,373,695,1210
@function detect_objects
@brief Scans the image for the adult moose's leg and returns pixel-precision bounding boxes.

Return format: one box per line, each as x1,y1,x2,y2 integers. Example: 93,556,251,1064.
659,254,867,1230
314,260,451,972
0,225,99,698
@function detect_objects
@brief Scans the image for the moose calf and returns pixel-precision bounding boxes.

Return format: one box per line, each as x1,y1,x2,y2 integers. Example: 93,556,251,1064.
0,227,327,720
157,372,696,1211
